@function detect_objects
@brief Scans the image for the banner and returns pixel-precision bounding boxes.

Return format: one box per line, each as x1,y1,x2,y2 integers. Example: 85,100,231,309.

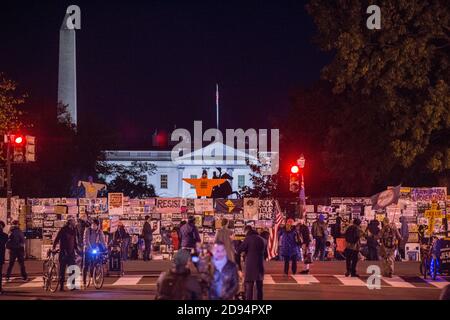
108,193,124,215
214,199,243,214
411,187,447,202
244,198,259,220
155,198,182,213
194,199,214,213
371,185,401,210
258,199,274,220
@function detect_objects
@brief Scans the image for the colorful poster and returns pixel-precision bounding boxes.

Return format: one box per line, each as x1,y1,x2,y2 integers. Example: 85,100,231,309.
215,199,244,214
257,199,274,220
110,216,120,233
155,198,182,213
411,187,447,202
194,199,214,213
244,198,259,220
108,193,124,215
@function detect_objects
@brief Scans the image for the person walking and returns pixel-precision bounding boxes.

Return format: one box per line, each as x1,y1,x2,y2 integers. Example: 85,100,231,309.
5,220,27,282
379,217,402,277
297,219,312,274
312,214,327,261
142,215,156,261
0,221,8,294
180,216,201,252
209,241,239,300
366,219,380,261
53,218,79,291
399,216,409,260
280,219,299,275
237,225,266,300
344,218,364,277
156,250,203,300
215,218,235,263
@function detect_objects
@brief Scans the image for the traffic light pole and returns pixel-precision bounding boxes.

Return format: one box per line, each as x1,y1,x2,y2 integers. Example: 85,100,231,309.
5,134,12,222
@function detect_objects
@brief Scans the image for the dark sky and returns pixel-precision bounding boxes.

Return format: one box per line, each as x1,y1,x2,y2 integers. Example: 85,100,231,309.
0,0,329,148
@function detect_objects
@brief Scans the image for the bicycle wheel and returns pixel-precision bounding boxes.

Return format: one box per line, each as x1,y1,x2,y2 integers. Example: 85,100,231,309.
42,260,49,290
48,264,59,293
93,264,104,289
430,257,438,280
420,257,428,279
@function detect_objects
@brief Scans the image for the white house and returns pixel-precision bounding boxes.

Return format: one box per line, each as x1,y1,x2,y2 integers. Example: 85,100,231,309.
102,142,259,198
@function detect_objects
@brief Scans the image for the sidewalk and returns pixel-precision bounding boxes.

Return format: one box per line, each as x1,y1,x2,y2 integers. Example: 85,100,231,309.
5,259,421,277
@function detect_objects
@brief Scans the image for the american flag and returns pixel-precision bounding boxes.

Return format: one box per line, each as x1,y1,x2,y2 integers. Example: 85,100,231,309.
267,200,284,260
299,174,307,216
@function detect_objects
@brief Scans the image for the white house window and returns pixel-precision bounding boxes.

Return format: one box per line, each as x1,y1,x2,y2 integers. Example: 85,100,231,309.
238,175,246,188
160,174,168,189
190,175,197,189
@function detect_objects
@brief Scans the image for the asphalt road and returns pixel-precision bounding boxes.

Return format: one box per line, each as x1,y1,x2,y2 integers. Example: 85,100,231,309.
0,260,448,300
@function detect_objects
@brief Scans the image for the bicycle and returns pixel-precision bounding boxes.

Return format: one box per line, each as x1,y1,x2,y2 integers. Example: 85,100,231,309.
43,249,59,292
420,236,440,280
84,247,108,289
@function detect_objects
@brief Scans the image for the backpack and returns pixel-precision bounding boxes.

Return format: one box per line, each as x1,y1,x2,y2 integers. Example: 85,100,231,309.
345,225,358,244
313,222,325,238
156,270,189,300
382,227,396,249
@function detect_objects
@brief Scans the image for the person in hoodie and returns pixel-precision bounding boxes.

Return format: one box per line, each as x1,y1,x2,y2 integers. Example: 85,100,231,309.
209,241,239,300
180,216,201,252
312,214,328,261
280,219,300,275
5,220,27,281
398,216,409,260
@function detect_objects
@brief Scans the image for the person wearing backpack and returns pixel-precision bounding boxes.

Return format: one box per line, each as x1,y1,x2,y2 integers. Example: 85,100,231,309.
379,217,402,277
344,218,364,277
312,214,328,261
5,220,28,282
156,249,202,300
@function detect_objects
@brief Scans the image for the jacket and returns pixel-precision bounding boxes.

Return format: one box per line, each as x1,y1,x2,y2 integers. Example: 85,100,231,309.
312,220,327,239
180,222,201,249
142,221,154,241
345,225,365,251
215,228,235,263
380,224,402,248
237,230,266,281
399,217,409,244
8,226,25,250
53,225,78,256
83,227,106,250
280,228,299,257
298,224,311,245
209,260,239,300
0,231,8,264
156,267,203,300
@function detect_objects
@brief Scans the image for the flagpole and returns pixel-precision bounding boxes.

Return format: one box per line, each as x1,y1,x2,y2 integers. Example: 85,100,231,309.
216,83,219,130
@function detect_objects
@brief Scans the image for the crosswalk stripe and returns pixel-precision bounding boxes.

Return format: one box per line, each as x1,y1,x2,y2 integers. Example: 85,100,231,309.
335,275,367,287
263,275,275,284
382,276,416,288
20,277,44,288
112,276,143,286
291,274,320,285
424,277,450,289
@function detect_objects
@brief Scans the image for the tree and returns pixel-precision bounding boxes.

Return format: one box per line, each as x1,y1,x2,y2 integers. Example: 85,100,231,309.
306,0,450,188
239,160,278,198
96,160,157,198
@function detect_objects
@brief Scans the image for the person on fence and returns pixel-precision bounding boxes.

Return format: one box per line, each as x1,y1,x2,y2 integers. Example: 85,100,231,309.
215,218,235,263
379,217,402,277
297,219,312,274
5,220,27,282
237,225,266,300
312,214,328,261
0,221,8,294
155,250,202,300
344,218,364,277
209,241,239,300
280,219,300,275
53,218,79,291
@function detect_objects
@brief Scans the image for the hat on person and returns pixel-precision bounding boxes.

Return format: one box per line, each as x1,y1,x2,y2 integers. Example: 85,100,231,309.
318,214,325,222
353,218,361,226
173,250,191,267
188,216,195,223
286,218,294,225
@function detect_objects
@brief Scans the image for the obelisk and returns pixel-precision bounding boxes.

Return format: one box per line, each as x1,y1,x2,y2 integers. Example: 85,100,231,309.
57,14,77,126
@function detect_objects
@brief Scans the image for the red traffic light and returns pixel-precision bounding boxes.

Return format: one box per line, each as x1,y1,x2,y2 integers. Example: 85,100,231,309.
290,165,299,174
14,136,24,144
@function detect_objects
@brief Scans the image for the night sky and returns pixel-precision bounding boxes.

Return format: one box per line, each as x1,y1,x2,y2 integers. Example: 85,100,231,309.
1,0,329,148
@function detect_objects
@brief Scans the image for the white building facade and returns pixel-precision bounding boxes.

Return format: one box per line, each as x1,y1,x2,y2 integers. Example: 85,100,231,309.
102,142,257,198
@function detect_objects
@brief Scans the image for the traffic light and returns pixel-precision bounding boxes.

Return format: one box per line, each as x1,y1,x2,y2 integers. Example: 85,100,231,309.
289,165,300,192
11,134,26,162
25,135,36,162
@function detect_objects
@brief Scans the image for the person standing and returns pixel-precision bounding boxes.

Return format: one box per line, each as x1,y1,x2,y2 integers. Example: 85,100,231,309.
379,217,402,277
209,241,239,300
113,222,131,261
344,218,364,277
171,227,181,251
82,219,106,287
180,216,201,252
280,219,299,275
312,214,327,261
5,220,27,281
399,216,409,260
53,218,79,291
142,215,156,261
297,219,312,274
366,219,380,261
237,225,266,300
0,221,8,294
215,218,235,263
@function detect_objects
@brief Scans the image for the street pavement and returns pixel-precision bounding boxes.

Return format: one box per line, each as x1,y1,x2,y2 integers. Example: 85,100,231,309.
0,260,448,300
